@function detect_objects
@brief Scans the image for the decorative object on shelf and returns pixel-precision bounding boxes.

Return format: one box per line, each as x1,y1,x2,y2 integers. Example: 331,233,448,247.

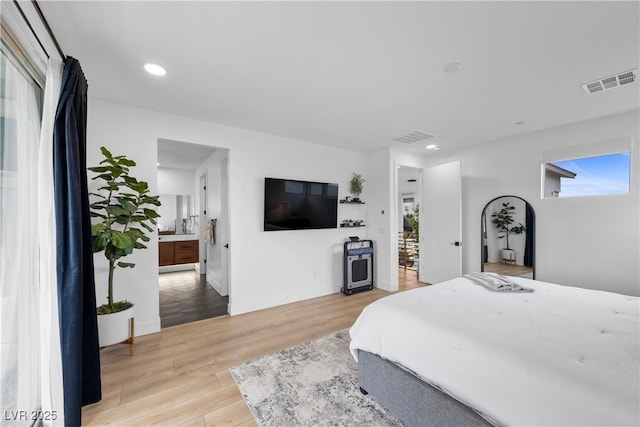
491,201,526,264
349,172,366,202
341,219,365,228
89,146,161,347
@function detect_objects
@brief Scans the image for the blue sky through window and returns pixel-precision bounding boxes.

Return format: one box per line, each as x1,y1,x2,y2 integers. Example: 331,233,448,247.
552,152,630,197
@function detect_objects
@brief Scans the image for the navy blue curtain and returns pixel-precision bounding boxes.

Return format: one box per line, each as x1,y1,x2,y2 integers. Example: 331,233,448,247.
523,203,535,268
53,57,101,427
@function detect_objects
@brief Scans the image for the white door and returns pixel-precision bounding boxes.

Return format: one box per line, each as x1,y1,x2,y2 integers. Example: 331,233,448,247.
420,161,462,284
220,156,229,295
199,173,207,275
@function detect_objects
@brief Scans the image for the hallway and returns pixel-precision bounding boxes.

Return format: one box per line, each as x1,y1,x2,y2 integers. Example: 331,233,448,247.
159,270,229,328
398,268,425,291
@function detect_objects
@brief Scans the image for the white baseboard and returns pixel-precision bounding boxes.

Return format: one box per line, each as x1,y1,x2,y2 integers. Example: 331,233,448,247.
135,317,161,337
375,279,394,292
209,279,229,297
228,286,336,316
159,263,197,274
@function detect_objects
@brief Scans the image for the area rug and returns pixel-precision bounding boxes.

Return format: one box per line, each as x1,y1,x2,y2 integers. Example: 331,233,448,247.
229,330,403,427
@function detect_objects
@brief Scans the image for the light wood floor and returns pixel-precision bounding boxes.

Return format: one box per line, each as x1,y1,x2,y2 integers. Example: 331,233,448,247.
83,272,426,426
483,262,533,277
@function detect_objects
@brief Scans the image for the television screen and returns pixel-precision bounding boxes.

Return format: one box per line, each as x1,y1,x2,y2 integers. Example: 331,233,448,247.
264,178,338,231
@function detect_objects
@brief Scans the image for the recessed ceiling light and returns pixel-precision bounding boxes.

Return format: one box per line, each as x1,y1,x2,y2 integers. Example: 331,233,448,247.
144,63,167,76
443,63,463,74
426,144,437,149
433,147,441,151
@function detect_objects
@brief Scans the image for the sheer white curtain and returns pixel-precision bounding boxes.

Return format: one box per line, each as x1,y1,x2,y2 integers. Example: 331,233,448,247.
38,58,64,426
0,50,64,425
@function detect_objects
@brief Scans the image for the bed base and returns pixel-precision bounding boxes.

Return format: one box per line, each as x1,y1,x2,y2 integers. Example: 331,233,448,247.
358,350,492,427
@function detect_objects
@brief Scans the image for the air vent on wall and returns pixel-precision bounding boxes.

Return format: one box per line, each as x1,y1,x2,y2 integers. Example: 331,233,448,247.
582,69,637,94
393,130,435,144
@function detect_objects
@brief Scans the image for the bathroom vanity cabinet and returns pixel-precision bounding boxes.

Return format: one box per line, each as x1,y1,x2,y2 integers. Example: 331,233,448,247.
159,239,199,266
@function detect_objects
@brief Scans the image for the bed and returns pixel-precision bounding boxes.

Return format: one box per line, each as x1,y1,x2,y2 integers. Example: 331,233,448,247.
349,275,640,426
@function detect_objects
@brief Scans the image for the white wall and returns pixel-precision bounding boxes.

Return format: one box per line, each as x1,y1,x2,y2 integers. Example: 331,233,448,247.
87,97,369,336
158,167,195,196
424,110,639,296
366,150,394,291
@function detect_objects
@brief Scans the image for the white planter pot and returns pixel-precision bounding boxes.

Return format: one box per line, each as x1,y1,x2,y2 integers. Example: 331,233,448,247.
501,249,516,262
97,304,135,347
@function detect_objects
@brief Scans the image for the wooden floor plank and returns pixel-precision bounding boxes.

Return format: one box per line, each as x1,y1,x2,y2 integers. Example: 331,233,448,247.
82,272,425,426
203,400,254,427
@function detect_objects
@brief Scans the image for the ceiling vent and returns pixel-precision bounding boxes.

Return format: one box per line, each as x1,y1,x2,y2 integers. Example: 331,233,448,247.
393,130,435,144
582,69,637,94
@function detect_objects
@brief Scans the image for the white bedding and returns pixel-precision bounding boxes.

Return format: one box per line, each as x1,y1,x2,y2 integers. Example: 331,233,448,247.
349,276,640,426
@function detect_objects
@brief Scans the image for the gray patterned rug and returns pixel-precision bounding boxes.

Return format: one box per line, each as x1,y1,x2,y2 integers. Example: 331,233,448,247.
229,329,403,427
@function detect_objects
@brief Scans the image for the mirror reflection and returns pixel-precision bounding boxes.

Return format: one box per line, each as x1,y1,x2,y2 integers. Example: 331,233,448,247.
481,196,534,279
158,194,197,235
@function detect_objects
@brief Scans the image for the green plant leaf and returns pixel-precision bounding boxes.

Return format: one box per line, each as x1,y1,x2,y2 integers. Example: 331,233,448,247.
110,231,133,249
126,228,144,241
100,146,113,159
91,223,108,235
118,158,136,167
114,215,130,225
92,173,114,182
118,197,138,213
140,222,153,232
117,262,135,268
105,205,130,216
143,208,160,218
88,166,109,173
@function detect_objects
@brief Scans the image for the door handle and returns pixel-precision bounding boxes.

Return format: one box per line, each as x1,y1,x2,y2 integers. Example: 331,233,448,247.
224,244,229,248
450,241,462,246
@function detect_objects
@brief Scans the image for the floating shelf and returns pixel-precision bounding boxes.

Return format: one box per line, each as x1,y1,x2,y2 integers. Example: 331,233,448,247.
340,200,365,204
340,224,365,228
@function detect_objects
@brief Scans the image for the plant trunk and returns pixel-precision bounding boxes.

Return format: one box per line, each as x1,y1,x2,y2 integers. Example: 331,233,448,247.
505,231,511,250
108,259,115,308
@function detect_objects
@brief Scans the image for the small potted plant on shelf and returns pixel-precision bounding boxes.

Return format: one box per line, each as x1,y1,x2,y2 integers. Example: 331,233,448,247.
89,146,161,347
349,172,365,202
491,201,526,263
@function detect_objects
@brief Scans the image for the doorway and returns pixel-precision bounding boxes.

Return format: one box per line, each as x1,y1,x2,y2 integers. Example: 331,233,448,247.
396,165,422,289
157,139,230,328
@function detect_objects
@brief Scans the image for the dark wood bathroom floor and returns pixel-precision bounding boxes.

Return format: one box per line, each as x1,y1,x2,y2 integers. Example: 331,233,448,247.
159,270,229,328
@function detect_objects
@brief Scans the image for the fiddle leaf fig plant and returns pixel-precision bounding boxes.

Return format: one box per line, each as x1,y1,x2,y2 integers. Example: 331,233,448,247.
89,146,161,314
491,202,526,251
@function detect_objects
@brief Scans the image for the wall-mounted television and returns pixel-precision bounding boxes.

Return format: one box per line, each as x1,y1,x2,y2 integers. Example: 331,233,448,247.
264,177,338,231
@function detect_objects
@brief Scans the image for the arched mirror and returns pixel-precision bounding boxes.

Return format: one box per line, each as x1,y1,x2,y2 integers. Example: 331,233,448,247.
481,196,535,279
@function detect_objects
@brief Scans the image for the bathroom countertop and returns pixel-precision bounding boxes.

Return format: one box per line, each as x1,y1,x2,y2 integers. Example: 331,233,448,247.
158,234,199,242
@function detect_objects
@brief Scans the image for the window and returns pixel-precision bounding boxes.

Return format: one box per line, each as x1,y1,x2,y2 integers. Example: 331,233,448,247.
541,139,632,199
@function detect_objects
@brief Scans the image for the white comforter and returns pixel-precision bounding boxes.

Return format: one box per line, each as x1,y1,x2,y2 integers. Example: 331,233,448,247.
349,276,640,426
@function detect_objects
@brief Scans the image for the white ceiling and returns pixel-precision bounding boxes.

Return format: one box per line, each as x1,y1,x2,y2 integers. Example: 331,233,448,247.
40,1,639,154
157,138,216,169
